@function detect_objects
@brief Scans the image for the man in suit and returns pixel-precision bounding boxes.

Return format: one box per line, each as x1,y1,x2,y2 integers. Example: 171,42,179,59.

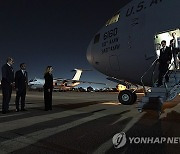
15,63,28,111
170,39,180,69
157,40,172,87
177,37,180,48
1,57,14,114
172,32,180,68
172,32,179,48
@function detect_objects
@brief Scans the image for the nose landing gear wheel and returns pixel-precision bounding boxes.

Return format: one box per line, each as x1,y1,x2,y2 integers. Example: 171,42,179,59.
118,90,137,105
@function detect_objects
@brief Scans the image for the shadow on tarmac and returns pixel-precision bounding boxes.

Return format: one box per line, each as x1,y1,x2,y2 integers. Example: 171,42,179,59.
108,110,180,154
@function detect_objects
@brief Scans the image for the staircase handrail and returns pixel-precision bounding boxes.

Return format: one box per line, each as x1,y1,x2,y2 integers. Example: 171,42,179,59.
163,61,177,91
141,58,159,94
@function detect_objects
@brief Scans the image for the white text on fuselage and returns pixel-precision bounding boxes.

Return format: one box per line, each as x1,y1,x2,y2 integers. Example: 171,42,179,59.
101,28,120,54
126,0,163,17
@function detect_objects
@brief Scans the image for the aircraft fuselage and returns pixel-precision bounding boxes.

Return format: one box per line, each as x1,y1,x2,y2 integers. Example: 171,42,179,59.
87,0,180,86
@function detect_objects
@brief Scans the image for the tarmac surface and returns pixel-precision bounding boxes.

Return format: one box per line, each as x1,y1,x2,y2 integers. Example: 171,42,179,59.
0,91,180,154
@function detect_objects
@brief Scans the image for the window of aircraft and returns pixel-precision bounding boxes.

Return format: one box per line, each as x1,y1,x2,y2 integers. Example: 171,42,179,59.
106,12,120,26
94,33,100,44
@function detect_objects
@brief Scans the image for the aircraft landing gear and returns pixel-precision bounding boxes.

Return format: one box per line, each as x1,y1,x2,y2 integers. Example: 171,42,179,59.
118,90,137,105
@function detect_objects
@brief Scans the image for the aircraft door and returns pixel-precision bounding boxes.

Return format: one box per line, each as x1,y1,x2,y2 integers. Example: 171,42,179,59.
109,55,120,71
154,28,180,70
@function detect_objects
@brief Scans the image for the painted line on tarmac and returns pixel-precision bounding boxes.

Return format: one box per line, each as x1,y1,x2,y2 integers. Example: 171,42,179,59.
0,110,85,133
0,108,123,153
0,102,112,133
0,112,30,118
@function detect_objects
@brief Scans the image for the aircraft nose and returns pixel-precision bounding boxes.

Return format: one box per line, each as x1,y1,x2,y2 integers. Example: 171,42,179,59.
86,41,93,65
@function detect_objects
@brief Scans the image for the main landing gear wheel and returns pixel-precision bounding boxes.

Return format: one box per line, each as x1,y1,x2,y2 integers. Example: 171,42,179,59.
118,90,137,105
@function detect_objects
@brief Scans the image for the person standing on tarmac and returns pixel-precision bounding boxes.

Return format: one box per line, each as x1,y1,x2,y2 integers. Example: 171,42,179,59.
15,63,28,112
1,57,14,114
44,66,53,111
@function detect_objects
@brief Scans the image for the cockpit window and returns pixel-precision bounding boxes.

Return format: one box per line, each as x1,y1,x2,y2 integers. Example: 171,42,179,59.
94,33,100,44
106,12,120,26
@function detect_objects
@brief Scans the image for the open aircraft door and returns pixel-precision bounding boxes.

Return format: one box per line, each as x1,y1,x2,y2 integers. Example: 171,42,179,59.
154,28,180,70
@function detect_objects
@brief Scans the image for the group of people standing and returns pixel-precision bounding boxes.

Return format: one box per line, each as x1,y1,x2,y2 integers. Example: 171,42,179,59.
157,32,180,87
1,57,54,114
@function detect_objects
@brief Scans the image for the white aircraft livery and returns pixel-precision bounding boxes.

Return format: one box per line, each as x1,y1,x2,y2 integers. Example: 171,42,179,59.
87,0,180,112
28,69,105,91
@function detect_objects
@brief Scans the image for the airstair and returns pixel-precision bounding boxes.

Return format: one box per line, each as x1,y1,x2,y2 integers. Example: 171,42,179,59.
138,59,180,113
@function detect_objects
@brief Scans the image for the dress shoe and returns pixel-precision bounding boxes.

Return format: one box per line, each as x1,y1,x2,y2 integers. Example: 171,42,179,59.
2,110,10,114
2,111,6,114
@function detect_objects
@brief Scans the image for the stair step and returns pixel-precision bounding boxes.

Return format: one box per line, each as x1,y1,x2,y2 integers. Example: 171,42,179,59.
168,78,180,84
166,82,176,87
169,74,180,78
168,78,177,82
142,96,149,103
142,95,165,101
141,71,180,105
147,92,167,98
151,87,167,93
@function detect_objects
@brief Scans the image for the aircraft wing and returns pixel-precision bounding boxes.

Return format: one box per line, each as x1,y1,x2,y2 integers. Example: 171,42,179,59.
106,77,127,86
55,78,106,85
107,77,139,89
53,78,68,83
53,75,106,85
72,80,106,85
54,78,64,81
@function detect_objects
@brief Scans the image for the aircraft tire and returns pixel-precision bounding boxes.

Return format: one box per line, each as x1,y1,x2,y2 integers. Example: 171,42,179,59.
118,90,136,105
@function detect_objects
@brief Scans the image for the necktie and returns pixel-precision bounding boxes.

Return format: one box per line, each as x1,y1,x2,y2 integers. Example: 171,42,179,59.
10,66,13,72
22,71,25,76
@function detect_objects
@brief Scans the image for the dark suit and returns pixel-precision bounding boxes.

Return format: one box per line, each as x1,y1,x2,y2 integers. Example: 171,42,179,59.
1,64,14,113
15,70,28,110
174,37,180,48
177,37,180,48
170,46,180,69
44,73,53,110
157,46,172,86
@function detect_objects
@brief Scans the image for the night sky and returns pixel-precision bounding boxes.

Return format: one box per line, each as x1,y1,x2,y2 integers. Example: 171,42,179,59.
0,0,129,89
